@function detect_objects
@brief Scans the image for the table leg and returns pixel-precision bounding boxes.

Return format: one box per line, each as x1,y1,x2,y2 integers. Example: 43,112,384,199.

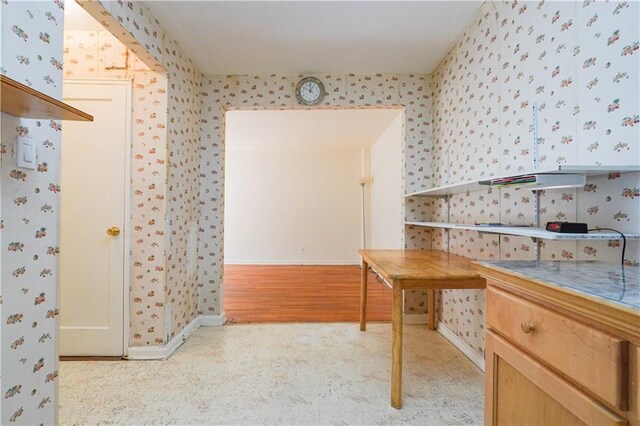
391,282,403,409
360,259,368,331
427,289,436,330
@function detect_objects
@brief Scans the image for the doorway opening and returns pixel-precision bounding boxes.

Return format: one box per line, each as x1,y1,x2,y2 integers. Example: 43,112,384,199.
59,0,168,356
222,108,404,323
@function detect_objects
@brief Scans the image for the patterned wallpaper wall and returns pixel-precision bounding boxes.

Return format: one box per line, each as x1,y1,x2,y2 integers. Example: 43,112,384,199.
1,1,64,424
64,30,129,79
75,1,204,345
410,0,640,358
198,74,433,316
162,35,202,341
129,67,170,345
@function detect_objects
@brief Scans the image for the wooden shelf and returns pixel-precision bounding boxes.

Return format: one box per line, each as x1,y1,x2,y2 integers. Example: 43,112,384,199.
1,75,93,121
405,165,640,197
405,222,640,241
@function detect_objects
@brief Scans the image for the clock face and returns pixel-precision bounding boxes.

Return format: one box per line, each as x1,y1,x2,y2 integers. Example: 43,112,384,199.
296,77,324,105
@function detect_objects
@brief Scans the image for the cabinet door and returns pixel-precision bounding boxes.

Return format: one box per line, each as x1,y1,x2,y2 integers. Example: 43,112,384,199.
486,287,628,410
486,331,627,426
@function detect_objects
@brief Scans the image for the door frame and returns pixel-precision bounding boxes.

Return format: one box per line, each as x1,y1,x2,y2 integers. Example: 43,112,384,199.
221,106,406,315
61,79,132,357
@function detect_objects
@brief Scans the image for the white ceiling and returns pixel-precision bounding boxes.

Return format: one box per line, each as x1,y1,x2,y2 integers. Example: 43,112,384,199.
65,0,108,31
143,1,481,75
225,109,401,150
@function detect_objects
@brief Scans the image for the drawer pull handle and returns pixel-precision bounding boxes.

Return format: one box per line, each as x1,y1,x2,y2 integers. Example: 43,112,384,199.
520,322,535,334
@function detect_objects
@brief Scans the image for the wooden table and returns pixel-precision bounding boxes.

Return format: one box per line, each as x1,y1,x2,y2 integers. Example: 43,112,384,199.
358,249,486,409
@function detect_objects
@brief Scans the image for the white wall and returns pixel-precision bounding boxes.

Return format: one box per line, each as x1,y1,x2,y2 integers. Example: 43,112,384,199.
223,109,401,265
224,148,364,264
370,113,404,249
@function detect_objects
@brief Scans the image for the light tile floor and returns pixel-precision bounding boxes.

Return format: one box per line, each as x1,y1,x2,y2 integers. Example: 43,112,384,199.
59,323,484,425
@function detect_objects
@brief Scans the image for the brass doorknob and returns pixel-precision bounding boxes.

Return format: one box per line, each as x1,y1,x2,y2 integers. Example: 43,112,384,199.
106,226,121,237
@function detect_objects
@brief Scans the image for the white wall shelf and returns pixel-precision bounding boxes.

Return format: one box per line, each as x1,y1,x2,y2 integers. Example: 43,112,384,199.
405,165,640,198
405,179,484,197
405,222,640,241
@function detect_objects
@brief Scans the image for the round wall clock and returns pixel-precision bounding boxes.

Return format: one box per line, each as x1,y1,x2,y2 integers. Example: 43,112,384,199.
295,77,325,106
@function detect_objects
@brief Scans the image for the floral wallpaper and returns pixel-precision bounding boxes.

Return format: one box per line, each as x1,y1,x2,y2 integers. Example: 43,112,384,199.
129,69,170,345
162,35,202,340
77,0,163,72
198,73,433,316
63,30,129,79
411,0,640,358
1,1,64,424
73,1,204,345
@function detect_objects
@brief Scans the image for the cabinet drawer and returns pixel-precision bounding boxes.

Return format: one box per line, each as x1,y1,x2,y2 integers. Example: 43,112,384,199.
487,286,628,410
486,331,627,426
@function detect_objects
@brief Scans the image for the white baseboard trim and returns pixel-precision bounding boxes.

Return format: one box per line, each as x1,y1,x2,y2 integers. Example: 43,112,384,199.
126,314,226,360
200,313,226,326
403,313,428,324
126,344,170,360
436,321,485,372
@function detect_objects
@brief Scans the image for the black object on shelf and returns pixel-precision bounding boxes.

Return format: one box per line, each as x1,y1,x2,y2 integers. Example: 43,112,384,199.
545,222,588,233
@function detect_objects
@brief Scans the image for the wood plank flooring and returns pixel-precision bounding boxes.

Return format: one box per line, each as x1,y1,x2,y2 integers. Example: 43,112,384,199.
223,265,392,323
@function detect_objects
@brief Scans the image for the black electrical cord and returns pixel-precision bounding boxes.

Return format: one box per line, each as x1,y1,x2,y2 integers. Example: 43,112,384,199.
588,227,626,266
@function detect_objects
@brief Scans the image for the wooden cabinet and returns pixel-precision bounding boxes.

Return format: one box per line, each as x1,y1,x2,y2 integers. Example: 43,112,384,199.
476,264,640,426
492,354,585,425
486,330,627,425
487,288,628,410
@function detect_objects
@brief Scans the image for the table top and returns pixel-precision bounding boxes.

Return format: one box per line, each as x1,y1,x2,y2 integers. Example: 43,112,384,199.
358,249,483,281
475,260,640,311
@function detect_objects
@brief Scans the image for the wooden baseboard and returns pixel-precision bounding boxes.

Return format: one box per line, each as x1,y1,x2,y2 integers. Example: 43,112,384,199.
59,356,122,361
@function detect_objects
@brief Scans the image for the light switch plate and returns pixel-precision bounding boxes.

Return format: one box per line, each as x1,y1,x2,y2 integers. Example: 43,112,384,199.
17,135,36,170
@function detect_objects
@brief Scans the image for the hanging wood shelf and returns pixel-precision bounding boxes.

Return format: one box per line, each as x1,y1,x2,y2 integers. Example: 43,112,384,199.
1,75,93,122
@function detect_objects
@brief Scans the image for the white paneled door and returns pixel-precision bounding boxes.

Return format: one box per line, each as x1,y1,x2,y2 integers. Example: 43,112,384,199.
60,81,130,356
